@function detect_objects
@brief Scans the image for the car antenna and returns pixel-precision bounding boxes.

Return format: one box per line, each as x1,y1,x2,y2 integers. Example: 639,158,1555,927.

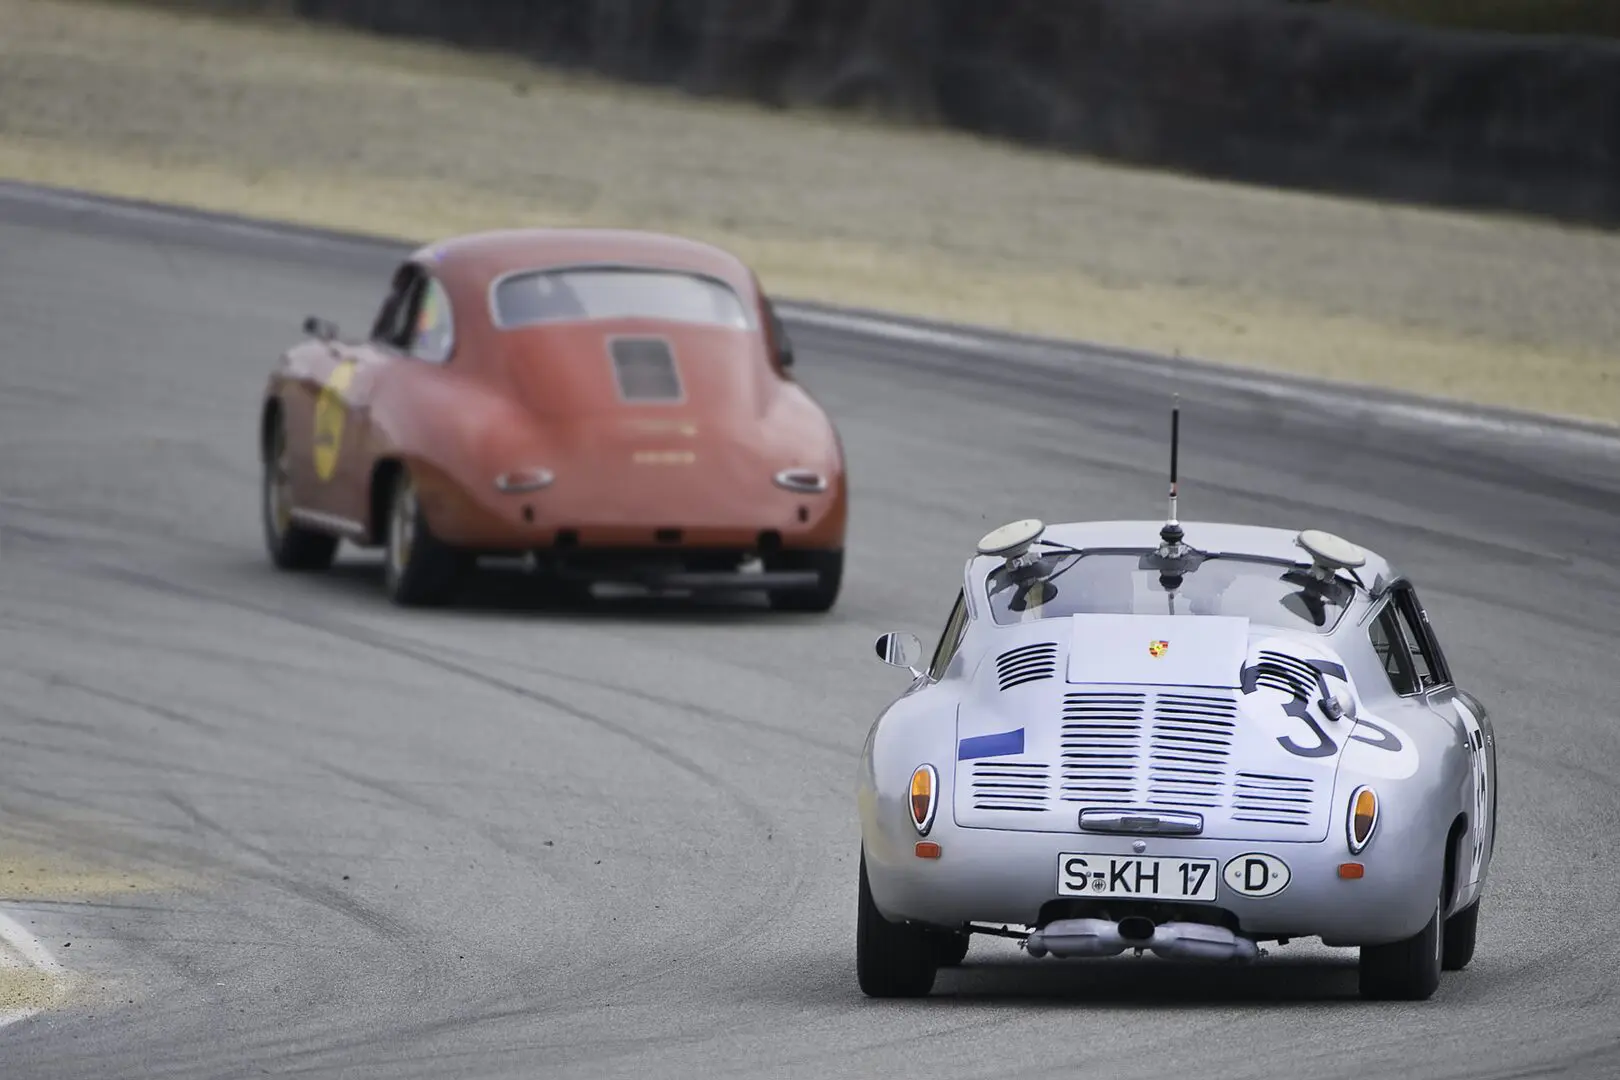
1156,395,1188,612
1158,395,1186,557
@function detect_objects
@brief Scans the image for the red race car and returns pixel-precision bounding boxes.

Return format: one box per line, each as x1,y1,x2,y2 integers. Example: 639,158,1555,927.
259,228,848,610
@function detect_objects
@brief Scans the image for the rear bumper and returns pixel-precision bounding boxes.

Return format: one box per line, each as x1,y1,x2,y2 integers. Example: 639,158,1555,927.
861,811,1446,948
549,560,824,593
409,462,847,552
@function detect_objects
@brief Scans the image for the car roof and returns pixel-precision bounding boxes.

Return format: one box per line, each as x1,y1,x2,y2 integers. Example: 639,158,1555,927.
411,228,758,297
966,519,1398,592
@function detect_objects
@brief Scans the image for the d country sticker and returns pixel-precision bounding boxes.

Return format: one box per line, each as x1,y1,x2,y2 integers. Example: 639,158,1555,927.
312,360,356,482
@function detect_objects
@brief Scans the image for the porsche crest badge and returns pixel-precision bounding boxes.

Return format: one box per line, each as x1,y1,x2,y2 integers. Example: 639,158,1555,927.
1148,640,1169,658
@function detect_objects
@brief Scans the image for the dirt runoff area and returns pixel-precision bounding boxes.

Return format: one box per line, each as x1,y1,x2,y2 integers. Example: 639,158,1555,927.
2,0,1618,424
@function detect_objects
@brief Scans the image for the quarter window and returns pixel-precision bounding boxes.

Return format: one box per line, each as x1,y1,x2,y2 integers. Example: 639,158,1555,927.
370,264,421,345
1392,585,1449,689
1369,604,1420,696
1368,585,1451,696
409,277,454,364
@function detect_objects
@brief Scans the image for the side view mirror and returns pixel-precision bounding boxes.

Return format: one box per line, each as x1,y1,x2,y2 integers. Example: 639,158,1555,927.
303,315,340,342
875,631,924,675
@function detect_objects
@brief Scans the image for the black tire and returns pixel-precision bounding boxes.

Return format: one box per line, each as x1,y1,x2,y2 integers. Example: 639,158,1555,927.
929,930,971,968
1359,889,1444,1001
1442,898,1480,971
766,549,843,613
382,468,465,607
262,413,339,571
856,852,938,998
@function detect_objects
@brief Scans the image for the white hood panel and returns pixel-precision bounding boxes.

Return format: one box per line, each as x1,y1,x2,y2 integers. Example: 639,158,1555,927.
1067,613,1249,688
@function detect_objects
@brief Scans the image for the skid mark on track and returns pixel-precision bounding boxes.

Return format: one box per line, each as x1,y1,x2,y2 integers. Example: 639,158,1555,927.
412,636,853,760
312,760,569,875
5,497,852,767
2,524,835,1067
96,563,781,835
47,582,829,1070
157,791,412,943
45,674,232,737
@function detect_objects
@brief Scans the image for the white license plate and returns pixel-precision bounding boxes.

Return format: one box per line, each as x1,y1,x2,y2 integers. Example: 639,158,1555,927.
1058,853,1219,901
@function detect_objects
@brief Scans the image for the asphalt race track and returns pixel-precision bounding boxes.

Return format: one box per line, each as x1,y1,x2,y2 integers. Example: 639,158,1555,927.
1,183,1618,1079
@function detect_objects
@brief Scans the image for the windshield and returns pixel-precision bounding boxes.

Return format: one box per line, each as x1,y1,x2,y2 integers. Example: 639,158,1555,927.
493,268,753,330
985,551,1353,633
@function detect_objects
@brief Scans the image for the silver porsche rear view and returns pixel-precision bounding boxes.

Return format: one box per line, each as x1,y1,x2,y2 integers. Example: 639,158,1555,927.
855,403,1497,1001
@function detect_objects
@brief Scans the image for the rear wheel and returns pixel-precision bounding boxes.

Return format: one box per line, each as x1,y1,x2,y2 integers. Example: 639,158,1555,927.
262,413,338,571
856,852,938,998
929,930,971,968
766,549,843,613
383,468,465,607
1442,898,1480,971
1359,889,1443,1001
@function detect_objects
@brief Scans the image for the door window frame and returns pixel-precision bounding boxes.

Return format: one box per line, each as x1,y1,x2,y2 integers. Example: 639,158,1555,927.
928,589,970,681
1367,580,1453,697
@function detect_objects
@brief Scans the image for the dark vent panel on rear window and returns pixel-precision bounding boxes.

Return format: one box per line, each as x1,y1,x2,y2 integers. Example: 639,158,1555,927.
609,338,683,402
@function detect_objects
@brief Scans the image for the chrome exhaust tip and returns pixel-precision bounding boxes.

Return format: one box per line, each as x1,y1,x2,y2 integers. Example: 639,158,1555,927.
1024,918,1259,963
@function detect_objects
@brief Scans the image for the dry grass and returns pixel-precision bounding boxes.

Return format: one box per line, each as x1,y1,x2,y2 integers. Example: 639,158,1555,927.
2,0,1618,422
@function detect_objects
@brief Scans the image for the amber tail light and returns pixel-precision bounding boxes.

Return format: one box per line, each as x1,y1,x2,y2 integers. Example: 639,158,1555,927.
1347,786,1378,854
910,764,938,836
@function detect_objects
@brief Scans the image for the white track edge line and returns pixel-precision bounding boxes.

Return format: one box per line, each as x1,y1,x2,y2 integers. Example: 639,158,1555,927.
0,909,66,1031
781,305,1620,456
10,180,1620,456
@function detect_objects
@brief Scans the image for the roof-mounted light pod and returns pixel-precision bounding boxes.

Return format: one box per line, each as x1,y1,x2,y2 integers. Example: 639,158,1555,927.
1347,786,1378,854
910,764,938,836
978,519,1045,570
1298,529,1367,582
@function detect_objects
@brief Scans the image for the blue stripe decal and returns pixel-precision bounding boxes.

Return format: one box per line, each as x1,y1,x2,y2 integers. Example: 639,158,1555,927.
957,728,1025,761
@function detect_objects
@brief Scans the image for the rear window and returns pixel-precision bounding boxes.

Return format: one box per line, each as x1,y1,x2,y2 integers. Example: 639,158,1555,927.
984,552,1353,634
493,268,752,330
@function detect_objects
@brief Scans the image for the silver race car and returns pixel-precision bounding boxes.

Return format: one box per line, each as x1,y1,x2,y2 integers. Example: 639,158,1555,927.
856,420,1497,1001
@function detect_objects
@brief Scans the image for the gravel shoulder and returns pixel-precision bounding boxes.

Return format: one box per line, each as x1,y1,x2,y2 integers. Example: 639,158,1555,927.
0,841,189,1020
2,0,1618,422
0,969,61,1021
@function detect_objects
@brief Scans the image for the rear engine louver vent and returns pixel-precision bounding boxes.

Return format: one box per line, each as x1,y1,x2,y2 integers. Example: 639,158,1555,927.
1250,650,1323,700
1147,693,1238,810
609,338,683,402
1058,691,1238,811
1059,691,1145,805
969,762,1050,811
1232,771,1315,827
996,642,1059,691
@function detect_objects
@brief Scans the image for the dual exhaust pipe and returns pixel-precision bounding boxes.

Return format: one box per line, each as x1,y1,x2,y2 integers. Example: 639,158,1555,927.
1023,917,1259,963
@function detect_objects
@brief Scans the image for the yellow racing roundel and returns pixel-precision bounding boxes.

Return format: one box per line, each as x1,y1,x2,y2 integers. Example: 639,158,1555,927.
312,360,356,482
1148,639,1169,658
